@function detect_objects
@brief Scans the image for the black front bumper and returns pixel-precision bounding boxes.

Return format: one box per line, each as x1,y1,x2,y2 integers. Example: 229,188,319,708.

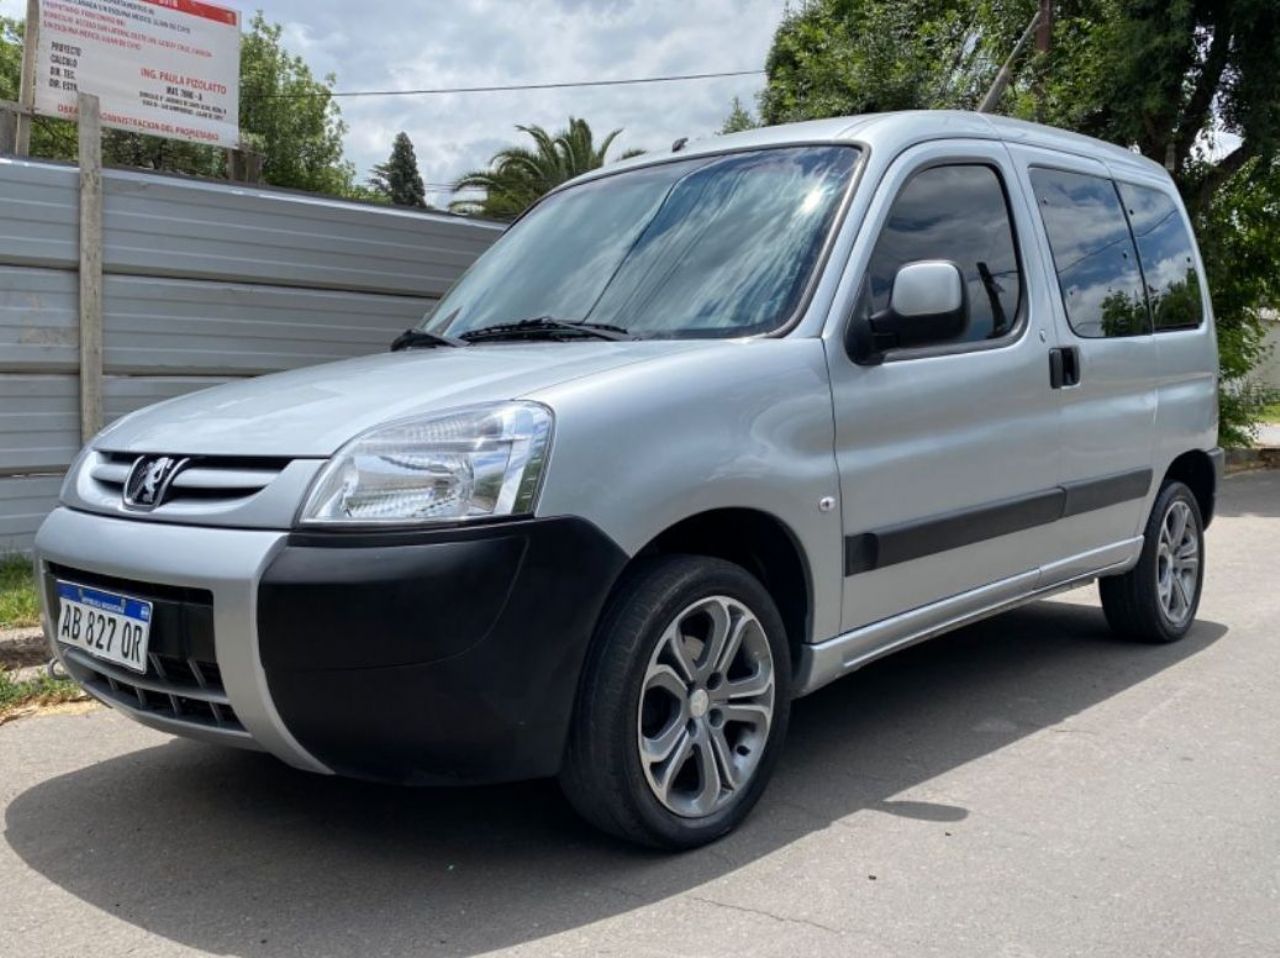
260,517,628,785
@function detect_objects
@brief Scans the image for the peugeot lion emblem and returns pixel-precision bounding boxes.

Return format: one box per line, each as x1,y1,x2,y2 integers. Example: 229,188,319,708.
123,455,190,510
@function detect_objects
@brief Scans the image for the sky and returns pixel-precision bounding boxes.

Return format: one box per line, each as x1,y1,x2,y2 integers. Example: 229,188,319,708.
0,0,789,203
6,0,1243,199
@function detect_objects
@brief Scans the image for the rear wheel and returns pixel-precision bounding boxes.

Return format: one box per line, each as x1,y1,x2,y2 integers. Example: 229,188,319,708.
1099,480,1204,643
560,555,791,849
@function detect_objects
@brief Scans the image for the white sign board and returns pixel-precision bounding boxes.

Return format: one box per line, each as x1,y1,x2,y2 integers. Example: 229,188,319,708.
33,0,241,148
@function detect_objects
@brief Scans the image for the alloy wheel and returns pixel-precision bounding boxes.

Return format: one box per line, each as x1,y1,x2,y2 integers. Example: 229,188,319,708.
1156,499,1199,627
636,595,775,818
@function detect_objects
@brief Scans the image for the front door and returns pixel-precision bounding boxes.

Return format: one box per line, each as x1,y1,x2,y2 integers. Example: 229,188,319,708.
823,140,1063,635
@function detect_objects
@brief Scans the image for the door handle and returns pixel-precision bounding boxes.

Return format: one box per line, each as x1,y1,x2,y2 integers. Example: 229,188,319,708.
1049,346,1081,389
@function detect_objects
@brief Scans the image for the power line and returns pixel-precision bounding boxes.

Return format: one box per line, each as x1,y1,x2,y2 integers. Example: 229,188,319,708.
248,69,765,100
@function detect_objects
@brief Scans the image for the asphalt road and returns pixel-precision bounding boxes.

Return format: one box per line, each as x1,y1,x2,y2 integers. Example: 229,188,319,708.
2,470,1277,958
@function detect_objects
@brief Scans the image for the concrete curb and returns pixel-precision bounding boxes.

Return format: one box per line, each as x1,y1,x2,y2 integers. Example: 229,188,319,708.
1226,446,1280,474
0,627,49,670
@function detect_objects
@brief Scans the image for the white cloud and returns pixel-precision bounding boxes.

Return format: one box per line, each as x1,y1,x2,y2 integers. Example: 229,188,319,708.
290,0,787,202
2,0,784,201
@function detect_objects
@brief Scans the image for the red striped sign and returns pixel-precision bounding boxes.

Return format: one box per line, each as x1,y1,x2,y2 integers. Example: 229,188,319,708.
140,0,239,28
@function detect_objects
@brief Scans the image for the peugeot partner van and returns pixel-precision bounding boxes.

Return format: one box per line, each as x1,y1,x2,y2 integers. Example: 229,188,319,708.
35,111,1222,848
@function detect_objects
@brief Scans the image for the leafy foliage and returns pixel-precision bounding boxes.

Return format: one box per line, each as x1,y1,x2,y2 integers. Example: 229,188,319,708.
451,117,640,219
1,13,358,197
370,131,428,208
237,14,355,195
759,0,1280,443
721,96,760,134
760,0,1029,122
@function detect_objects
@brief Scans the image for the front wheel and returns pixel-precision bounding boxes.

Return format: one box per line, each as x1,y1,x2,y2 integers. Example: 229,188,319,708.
1099,480,1204,643
560,555,791,849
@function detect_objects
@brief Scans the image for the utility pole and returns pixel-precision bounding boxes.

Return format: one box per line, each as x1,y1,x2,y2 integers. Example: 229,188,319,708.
1036,0,1053,53
978,6,1043,114
1034,0,1053,119
14,0,40,155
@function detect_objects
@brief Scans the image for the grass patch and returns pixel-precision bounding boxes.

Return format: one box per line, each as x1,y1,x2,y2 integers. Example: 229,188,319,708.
1261,401,1280,425
0,555,40,630
0,669,84,721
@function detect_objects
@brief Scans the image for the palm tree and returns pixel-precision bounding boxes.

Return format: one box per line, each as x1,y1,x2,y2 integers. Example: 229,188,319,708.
451,117,642,219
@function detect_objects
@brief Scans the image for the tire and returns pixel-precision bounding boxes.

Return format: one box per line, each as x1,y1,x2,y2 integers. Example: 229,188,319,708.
560,554,792,849
1099,480,1204,644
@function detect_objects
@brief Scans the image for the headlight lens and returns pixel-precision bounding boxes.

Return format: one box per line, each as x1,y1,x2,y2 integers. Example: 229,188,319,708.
299,402,553,525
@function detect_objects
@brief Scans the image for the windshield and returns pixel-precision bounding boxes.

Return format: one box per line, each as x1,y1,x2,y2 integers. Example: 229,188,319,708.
425,145,859,339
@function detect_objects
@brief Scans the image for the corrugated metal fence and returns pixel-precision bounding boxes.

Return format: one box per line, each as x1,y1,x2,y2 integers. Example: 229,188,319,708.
0,157,503,551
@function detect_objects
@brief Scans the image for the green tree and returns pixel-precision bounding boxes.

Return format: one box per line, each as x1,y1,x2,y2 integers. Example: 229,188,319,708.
451,117,642,219
1,17,85,161
759,0,1280,444
759,0,1011,123
1,13,357,197
369,131,428,208
721,96,759,134
236,13,355,195
0,18,15,89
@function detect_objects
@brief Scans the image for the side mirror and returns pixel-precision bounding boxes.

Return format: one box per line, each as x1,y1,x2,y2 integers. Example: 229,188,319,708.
847,260,969,365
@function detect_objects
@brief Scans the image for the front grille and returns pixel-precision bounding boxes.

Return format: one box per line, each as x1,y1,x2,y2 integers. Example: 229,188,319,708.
89,452,289,509
46,564,242,732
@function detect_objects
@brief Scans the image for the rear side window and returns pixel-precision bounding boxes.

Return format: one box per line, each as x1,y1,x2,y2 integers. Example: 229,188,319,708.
1029,168,1149,338
860,164,1023,345
1116,182,1204,331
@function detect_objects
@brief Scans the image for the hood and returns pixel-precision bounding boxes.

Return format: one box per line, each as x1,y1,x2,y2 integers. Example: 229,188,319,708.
98,340,720,457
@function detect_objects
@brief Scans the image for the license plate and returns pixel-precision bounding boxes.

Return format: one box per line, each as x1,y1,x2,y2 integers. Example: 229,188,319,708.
56,581,153,674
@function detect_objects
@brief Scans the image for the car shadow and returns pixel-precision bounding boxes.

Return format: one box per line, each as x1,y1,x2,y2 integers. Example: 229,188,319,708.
5,598,1227,957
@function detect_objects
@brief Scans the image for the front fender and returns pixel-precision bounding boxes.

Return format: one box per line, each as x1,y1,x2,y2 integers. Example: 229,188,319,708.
529,338,841,644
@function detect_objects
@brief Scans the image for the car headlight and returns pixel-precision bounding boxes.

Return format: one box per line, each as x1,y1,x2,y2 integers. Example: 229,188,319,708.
298,402,553,525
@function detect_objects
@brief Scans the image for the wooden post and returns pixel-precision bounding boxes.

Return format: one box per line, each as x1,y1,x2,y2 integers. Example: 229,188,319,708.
77,92,104,442
15,0,40,156
226,146,264,184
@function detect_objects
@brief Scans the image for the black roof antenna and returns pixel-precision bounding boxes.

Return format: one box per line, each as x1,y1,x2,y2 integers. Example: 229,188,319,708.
671,137,689,153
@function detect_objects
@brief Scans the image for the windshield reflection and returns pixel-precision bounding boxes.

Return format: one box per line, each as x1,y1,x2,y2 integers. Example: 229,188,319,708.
427,146,859,340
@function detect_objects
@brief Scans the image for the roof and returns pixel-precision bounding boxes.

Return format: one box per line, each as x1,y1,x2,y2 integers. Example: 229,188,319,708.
570,109,1168,188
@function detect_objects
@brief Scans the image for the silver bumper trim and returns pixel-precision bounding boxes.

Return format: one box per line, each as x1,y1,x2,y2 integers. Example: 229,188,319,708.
34,507,331,774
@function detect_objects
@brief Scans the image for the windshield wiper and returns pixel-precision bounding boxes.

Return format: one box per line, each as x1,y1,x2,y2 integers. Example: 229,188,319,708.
458,316,636,343
390,328,467,351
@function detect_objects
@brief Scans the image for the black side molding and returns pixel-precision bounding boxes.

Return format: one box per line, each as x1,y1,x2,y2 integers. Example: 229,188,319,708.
845,468,1153,576
1061,468,1153,517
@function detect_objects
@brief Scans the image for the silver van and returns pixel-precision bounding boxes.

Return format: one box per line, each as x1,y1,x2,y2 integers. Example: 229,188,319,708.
34,111,1222,848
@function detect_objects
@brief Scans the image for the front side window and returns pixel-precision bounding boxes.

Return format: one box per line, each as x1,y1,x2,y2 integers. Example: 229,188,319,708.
1116,182,1204,331
426,146,859,339
857,164,1024,347
1029,168,1149,338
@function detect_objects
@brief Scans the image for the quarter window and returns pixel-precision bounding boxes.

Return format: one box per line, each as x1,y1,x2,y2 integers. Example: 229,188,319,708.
859,164,1023,346
1116,182,1204,331
1029,168,1149,338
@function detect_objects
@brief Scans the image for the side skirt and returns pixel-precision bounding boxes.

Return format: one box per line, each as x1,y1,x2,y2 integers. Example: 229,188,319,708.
795,537,1144,697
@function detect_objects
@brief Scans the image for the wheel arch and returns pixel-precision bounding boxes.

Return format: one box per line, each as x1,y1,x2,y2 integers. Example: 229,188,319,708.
630,507,814,672
1163,449,1217,527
